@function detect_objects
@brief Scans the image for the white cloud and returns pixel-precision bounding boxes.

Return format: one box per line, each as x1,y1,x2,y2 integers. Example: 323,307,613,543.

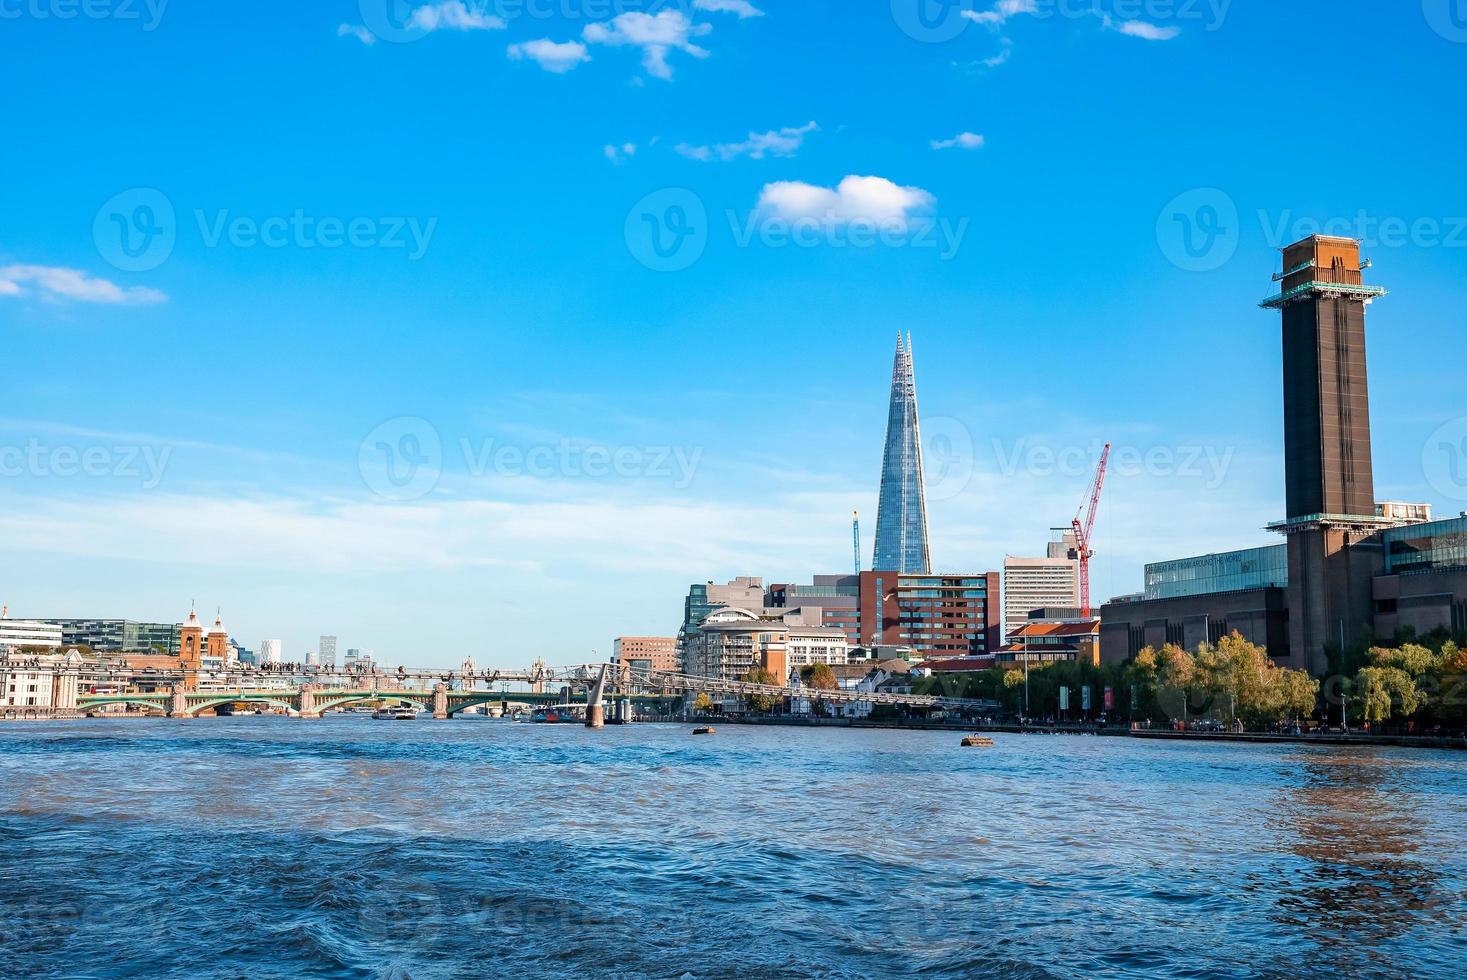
410,1,505,32
931,131,985,151
675,121,818,162
583,11,712,80
756,175,935,229
339,2,504,45
982,40,1013,68
1108,18,1182,40
604,142,637,164
337,23,376,46
0,265,165,304
693,0,764,18
963,0,1037,27
507,38,591,73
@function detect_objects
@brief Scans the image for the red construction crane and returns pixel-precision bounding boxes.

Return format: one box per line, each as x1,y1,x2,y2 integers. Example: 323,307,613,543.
1071,443,1112,618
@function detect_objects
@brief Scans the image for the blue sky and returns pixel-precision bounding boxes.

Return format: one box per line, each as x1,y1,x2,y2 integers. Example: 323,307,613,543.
4,1,1466,667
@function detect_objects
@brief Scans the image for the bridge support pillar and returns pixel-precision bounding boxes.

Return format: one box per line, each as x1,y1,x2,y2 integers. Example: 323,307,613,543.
169,685,192,719
433,683,449,720
298,685,320,720
585,664,608,729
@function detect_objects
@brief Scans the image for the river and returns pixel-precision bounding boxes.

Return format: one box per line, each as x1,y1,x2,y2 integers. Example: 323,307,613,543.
1,718,1462,978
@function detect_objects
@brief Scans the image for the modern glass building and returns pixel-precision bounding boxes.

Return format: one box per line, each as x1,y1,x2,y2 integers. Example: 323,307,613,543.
1383,515,1467,574
1144,545,1289,601
51,619,179,654
873,333,931,574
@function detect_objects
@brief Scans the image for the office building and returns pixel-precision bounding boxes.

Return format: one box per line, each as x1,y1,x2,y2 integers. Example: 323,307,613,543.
613,636,679,673
859,571,1001,660
319,635,338,669
873,334,932,574
1003,530,1081,641
684,607,849,685
259,639,284,664
766,575,862,644
1375,514,1467,637
0,608,62,649
676,577,767,671
50,619,179,654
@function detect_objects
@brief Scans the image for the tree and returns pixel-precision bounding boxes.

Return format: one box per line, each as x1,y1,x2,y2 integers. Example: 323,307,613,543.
1355,666,1422,726
741,668,782,713
1368,643,1435,677
692,692,715,715
800,663,837,691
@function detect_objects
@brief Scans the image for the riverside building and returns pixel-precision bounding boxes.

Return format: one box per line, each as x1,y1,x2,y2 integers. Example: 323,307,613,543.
1003,530,1081,642
1101,236,1466,672
0,608,62,649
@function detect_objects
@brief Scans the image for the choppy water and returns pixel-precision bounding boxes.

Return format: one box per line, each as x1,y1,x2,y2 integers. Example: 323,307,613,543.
1,719,1463,979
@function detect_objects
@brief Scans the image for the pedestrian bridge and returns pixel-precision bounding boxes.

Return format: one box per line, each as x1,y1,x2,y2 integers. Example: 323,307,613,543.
76,687,677,719
72,663,993,719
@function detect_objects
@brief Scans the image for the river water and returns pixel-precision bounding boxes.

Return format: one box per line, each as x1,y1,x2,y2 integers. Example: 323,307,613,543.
1,719,1462,978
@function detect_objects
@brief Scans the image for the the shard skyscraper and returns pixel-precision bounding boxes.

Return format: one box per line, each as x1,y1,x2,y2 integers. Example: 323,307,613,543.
873,333,931,574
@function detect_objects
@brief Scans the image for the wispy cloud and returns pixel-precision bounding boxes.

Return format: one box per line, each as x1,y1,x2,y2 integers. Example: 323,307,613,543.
0,265,165,305
1106,18,1182,41
582,11,712,80
981,39,1013,68
508,38,591,73
337,23,376,46
675,121,818,162
409,1,504,32
963,0,1038,27
693,0,764,18
338,2,505,46
930,131,985,151
604,142,637,164
757,175,935,230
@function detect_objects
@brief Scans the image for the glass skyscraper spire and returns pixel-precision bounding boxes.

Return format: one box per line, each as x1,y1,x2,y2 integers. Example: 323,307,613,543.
873,333,931,574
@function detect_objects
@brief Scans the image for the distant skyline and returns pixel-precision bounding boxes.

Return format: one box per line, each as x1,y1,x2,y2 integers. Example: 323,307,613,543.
4,3,1467,666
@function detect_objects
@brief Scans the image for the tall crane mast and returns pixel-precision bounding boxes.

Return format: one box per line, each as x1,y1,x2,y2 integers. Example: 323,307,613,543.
1071,443,1112,618
852,511,862,575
